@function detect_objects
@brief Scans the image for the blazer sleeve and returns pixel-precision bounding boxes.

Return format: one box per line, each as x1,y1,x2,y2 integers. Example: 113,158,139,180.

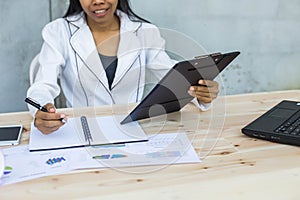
26,19,67,116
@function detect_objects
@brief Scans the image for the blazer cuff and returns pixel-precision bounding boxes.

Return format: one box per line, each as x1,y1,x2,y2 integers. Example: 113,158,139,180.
191,98,211,111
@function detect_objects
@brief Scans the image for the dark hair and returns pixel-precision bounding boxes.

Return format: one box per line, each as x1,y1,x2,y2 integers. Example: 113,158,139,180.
64,0,149,23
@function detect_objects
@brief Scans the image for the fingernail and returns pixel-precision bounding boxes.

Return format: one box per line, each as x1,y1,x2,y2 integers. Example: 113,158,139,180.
190,87,195,91
49,108,55,112
187,90,193,96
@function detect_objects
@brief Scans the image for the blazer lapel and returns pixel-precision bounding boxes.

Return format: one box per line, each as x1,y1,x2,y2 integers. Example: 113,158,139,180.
69,23,109,90
112,31,142,88
67,12,143,91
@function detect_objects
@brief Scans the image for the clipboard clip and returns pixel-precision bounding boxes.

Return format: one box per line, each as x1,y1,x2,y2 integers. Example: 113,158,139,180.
194,52,221,59
209,52,222,57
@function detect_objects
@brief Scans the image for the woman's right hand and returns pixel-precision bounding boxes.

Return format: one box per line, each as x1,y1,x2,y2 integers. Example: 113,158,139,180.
34,103,67,135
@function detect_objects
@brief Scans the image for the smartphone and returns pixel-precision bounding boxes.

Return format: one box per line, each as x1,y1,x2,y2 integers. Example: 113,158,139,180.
0,125,23,146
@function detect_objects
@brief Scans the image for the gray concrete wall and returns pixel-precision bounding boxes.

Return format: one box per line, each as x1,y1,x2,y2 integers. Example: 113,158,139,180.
0,0,68,113
0,0,299,113
132,0,300,95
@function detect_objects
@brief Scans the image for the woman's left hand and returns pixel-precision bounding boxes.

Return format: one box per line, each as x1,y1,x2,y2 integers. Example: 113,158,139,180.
188,80,219,104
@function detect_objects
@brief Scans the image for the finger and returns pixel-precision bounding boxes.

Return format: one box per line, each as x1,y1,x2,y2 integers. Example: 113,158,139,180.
196,96,214,104
190,86,219,97
35,103,58,120
34,116,64,128
44,103,56,113
34,118,64,135
188,90,213,102
188,88,218,104
35,111,65,121
188,91,212,103
188,90,196,98
198,80,219,88
194,90,218,100
43,103,67,122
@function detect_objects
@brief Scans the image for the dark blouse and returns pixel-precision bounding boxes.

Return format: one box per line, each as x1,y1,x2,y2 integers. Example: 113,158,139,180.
99,53,118,90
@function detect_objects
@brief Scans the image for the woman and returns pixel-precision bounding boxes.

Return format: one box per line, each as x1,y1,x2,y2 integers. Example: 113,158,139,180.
27,0,219,134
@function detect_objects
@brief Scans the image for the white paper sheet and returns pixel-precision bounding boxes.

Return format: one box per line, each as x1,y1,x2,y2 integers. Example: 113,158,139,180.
0,146,99,185
29,115,148,151
1,132,200,185
72,132,201,169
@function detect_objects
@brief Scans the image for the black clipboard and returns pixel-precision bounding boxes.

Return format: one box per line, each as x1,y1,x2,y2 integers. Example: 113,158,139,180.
121,51,240,124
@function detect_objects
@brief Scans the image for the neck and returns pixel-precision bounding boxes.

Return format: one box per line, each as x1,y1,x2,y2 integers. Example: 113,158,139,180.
87,15,120,33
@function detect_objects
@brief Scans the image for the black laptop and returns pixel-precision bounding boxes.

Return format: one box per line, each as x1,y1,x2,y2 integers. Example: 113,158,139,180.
121,51,240,124
242,100,300,146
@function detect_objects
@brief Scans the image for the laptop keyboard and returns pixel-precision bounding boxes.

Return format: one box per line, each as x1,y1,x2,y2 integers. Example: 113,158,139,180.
275,111,300,136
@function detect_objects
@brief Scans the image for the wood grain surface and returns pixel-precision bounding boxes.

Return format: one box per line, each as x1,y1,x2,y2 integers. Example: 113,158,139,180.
0,90,299,200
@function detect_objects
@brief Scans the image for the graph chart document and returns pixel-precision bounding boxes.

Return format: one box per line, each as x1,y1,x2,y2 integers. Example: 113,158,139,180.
1,132,199,185
0,145,91,185
72,132,200,170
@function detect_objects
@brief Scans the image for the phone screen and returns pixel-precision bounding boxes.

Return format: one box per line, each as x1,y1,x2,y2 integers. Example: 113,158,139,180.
0,125,22,145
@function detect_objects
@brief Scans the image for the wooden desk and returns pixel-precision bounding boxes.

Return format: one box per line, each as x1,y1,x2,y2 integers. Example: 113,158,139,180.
0,90,300,200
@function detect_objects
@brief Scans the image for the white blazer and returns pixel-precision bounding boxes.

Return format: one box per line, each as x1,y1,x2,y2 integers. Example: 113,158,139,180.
27,10,208,115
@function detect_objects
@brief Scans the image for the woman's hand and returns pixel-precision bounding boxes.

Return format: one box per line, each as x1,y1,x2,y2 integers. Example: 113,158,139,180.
188,80,219,104
34,103,67,135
